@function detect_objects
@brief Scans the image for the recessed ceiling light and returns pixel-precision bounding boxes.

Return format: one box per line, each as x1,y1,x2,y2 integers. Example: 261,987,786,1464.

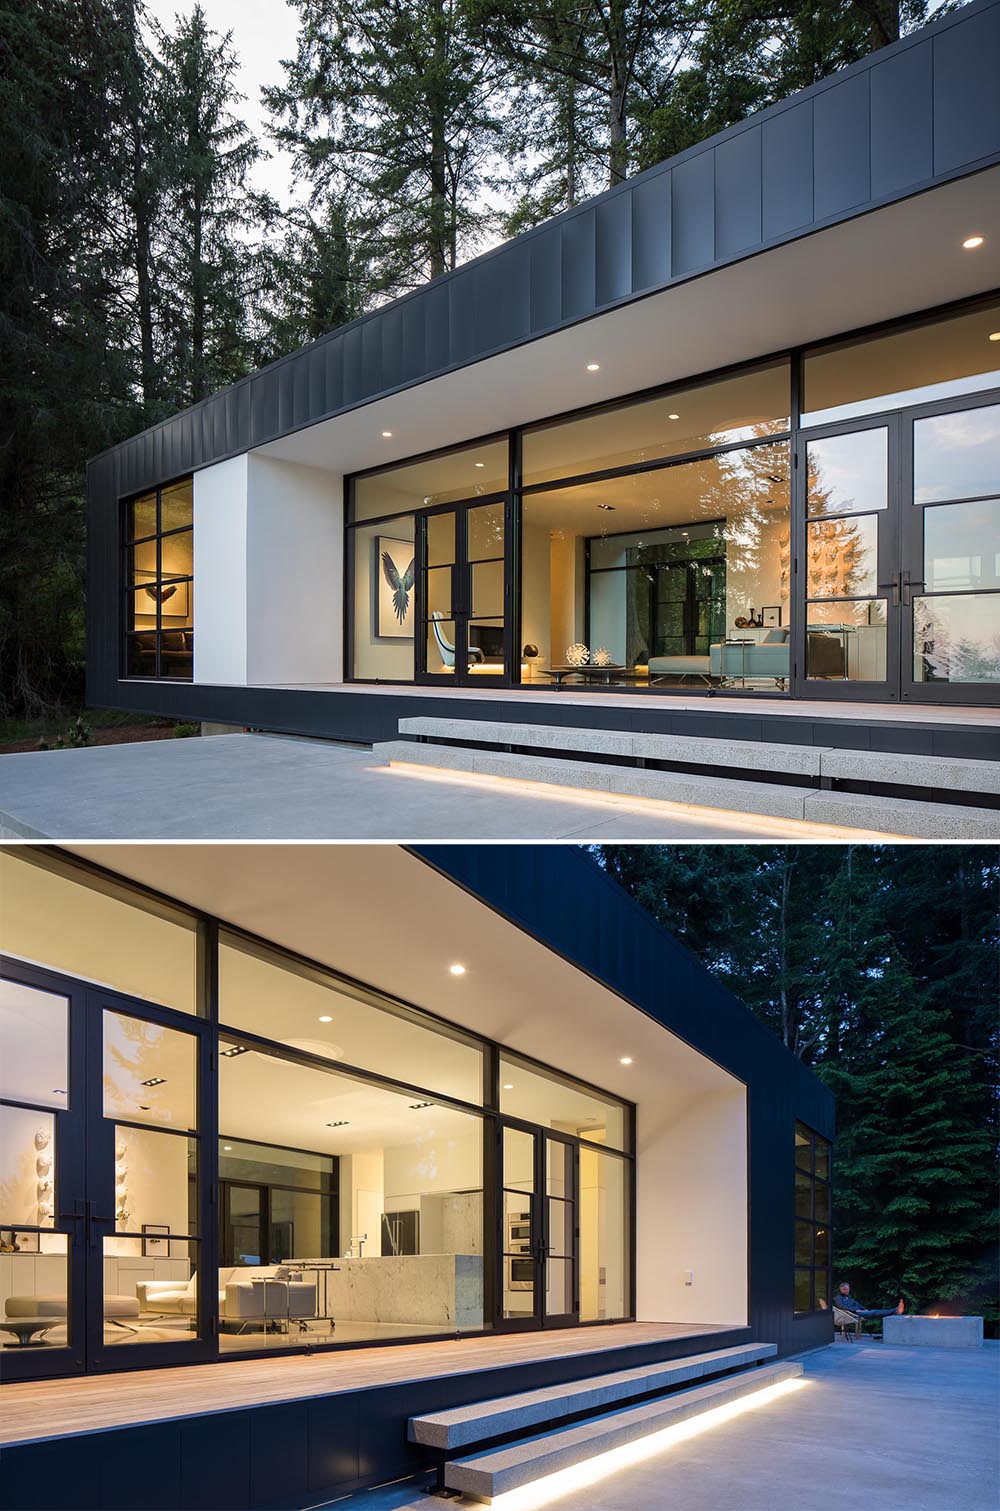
223,1145,232,1151
141,1076,167,1087
326,1120,350,1128
449,963,466,976
502,1083,514,1090
619,1056,634,1066
586,362,600,372
318,1015,333,1023
597,502,616,511
989,332,1000,342
962,235,984,249
52,1089,66,1096
668,413,680,421
475,461,485,468
221,1044,248,1057
409,1101,432,1110
381,429,393,437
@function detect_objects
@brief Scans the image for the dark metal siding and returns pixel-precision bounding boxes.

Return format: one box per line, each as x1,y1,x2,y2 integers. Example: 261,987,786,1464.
415,845,836,1358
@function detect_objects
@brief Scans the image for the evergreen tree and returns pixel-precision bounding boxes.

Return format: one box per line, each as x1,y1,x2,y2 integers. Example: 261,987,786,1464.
258,195,370,360
266,0,504,297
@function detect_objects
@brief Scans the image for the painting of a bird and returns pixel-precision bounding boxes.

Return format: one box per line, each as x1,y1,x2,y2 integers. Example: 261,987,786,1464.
381,548,415,625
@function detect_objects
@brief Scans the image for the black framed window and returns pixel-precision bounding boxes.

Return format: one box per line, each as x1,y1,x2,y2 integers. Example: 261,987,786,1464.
122,477,194,681
795,1121,832,1313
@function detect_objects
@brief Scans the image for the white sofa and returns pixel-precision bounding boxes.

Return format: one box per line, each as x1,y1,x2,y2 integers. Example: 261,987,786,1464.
136,1266,317,1328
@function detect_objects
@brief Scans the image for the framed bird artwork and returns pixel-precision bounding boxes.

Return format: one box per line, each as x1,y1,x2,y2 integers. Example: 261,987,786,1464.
376,536,416,638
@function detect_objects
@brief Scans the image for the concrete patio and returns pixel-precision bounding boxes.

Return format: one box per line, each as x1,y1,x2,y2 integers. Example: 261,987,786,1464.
335,1341,1000,1511
0,732,906,841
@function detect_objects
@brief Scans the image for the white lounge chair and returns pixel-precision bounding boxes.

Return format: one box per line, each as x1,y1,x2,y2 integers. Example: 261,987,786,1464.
430,610,484,669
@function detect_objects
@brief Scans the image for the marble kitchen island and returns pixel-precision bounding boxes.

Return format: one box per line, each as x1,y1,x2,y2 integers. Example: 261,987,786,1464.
327,1254,484,1331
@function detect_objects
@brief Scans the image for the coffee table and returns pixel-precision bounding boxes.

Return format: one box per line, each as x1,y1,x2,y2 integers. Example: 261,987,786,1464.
538,665,646,687
0,1316,58,1346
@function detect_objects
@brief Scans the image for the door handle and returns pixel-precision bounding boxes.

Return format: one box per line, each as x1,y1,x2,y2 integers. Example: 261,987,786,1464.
901,572,924,608
877,572,901,607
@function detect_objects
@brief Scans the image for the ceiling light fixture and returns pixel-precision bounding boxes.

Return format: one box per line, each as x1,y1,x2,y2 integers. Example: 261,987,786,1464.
449,963,466,976
409,1101,432,1110
668,412,680,421
619,1056,634,1066
223,1145,232,1151
141,1076,167,1087
989,332,1000,342
52,1089,67,1096
326,1120,350,1128
475,461,485,468
221,1044,249,1058
318,1015,333,1023
962,235,984,249
586,362,600,371
597,502,616,511
381,429,393,437
502,1083,514,1090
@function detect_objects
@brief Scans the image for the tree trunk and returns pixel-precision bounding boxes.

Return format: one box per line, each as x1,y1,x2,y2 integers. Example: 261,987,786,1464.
607,0,628,185
428,0,448,278
191,182,205,400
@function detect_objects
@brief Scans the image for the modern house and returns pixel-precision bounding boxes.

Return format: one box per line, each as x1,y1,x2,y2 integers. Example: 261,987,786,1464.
1,844,832,1507
85,0,1000,784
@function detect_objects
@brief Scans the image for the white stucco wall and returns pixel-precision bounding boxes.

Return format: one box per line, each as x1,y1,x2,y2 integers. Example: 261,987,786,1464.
635,1084,748,1326
192,454,249,684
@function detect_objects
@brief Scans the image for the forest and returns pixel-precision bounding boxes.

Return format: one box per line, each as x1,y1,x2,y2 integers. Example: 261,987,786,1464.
595,844,999,1329
1,0,938,718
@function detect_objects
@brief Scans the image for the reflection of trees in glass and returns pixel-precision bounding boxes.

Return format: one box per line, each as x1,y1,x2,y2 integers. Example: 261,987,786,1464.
915,601,1000,683
807,518,869,599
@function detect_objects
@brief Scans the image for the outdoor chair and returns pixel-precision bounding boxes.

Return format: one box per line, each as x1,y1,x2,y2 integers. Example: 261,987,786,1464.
833,1305,862,1341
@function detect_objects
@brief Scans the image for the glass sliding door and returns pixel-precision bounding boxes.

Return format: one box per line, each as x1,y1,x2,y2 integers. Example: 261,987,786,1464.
417,499,510,683
498,1121,578,1330
902,396,1000,703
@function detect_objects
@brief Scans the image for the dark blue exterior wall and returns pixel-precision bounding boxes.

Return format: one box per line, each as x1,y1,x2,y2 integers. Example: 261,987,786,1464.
417,844,836,1358
86,0,1000,710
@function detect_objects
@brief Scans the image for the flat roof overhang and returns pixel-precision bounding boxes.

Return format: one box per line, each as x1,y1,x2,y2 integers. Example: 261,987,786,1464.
66,843,740,1120
87,0,1000,501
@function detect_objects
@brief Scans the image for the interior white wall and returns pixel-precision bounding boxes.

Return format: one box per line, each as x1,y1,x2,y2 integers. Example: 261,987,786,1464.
520,519,551,667
246,455,343,684
635,1084,748,1326
193,454,249,685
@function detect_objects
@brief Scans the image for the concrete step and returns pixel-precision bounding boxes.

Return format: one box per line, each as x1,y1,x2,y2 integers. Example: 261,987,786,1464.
444,1359,803,1501
373,740,1000,838
396,716,1000,796
409,1341,776,1451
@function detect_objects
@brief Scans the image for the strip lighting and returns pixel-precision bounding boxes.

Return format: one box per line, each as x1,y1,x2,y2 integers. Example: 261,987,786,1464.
486,1376,807,1511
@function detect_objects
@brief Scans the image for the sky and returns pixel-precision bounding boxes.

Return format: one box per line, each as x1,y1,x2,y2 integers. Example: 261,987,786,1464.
143,0,301,207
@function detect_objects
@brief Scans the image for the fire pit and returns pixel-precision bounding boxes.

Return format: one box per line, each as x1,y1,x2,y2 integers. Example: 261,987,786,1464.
883,1314,983,1348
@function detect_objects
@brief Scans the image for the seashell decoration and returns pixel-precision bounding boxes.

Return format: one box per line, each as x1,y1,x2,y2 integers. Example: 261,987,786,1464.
592,647,612,667
565,643,590,667
36,1156,52,1178
115,1169,128,1188
36,1180,52,1198
115,1141,127,1162
34,1128,51,1152
37,1201,54,1221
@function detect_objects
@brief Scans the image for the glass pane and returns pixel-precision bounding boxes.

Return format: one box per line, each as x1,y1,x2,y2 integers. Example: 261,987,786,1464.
924,499,1000,592
109,1126,196,1238
794,1126,812,1169
227,1185,262,1265
794,1267,812,1311
521,442,790,689
504,1256,534,1318
160,529,193,580
915,406,1000,505
160,629,193,680
803,301,1000,425
351,517,416,681
118,1236,197,1345
795,1168,812,1219
807,602,887,681
500,1057,627,1151
548,1197,574,1258
0,1231,69,1350
503,1127,535,1194
270,1189,331,1263
220,1140,335,1192
814,1141,830,1181
0,1106,56,1226
0,852,199,1014
468,619,505,671
913,593,1000,683
523,361,789,485
127,586,158,633
125,633,157,677
352,439,508,521
128,537,158,587
129,492,158,541
426,616,457,674
219,934,483,1107
546,1257,573,1316
807,515,878,598
427,512,456,567
159,479,193,534
425,564,454,620
807,430,887,516
546,1140,571,1197
467,503,504,560
794,1221,812,1267
814,1225,830,1270
156,579,193,628
579,1147,627,1321
103,1012,197,1131
0,979,68,1109
471,560,504,617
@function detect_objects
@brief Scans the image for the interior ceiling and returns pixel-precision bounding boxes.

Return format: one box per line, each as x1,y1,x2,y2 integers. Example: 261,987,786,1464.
68,845,740,1146
256,169,999,479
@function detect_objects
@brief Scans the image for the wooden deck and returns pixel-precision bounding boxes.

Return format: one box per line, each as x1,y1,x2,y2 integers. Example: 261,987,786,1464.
0,1322,731,1447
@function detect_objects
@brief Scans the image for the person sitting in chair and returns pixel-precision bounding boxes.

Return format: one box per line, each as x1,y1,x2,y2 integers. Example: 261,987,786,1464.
823,1281,905,1319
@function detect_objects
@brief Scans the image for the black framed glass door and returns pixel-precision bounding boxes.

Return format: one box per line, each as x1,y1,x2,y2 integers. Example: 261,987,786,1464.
0,956,213,1377
417,498,511,684
900,393,1000,704
498,1121,578,1330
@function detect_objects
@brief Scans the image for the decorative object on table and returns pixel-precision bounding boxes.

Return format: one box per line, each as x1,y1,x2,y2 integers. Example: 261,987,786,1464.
592,647,612,667
734,615,749,628
141,1223,170,1258
565,642,590,666
15,1230,40,1253
522,643,539,660
761,606,782,627
376,536,415,638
